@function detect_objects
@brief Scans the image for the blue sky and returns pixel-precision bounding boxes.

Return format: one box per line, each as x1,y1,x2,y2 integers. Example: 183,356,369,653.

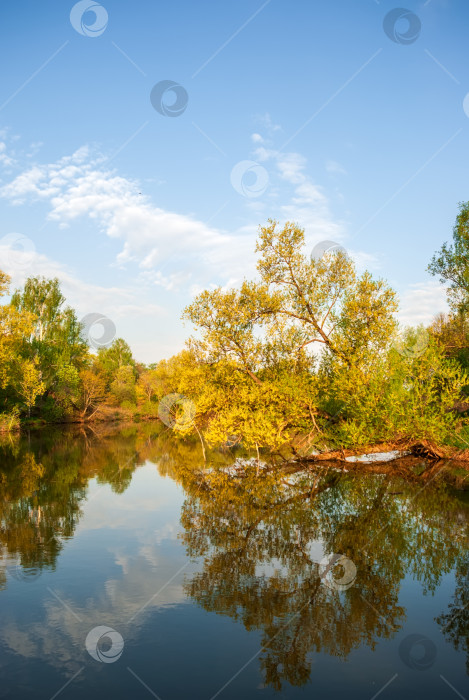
0,0,468,362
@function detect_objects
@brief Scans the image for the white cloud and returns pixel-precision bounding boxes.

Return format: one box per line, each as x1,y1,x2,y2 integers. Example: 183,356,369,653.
249,143,346,246
0,142,14,167
0,243,166,354
348,249,380,272
0,147,251,288
1,143,349,293
398,280,448,327
251,132,264,143
276,152,308,185
0,141,356,361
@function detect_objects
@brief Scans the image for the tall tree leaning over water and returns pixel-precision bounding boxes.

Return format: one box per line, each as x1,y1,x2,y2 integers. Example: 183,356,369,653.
179,221,466,452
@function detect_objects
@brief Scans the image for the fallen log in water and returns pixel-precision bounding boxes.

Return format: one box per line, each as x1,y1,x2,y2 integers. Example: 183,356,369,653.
293,440,469,470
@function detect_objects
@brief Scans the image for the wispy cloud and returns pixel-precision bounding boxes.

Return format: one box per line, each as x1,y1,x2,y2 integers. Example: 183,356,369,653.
1,141,349,290
398,280,448,327
0,141,365,361
0,142,14,168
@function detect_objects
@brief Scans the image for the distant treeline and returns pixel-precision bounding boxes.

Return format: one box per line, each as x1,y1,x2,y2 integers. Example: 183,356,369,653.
0,272,162,429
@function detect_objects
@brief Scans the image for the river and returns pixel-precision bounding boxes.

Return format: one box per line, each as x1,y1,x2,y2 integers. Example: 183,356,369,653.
0,424,468,699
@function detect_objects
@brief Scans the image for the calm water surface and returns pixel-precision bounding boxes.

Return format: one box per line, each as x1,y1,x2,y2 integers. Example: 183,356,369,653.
0,425,468,700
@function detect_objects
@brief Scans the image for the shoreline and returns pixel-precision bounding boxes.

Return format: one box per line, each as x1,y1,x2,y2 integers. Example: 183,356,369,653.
3,419,469,479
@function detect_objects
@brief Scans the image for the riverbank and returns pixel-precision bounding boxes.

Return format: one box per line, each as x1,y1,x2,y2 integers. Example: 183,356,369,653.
3,411,469,490
0,403,158,432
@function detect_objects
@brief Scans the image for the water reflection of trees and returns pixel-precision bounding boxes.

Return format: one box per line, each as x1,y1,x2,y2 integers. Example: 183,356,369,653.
0,424,155,587
0,423,218,588
436,497,469,674
173,462,469,690
1,426,468,687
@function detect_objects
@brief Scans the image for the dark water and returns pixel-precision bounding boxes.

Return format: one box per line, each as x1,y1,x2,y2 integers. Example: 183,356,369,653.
0,424,468,700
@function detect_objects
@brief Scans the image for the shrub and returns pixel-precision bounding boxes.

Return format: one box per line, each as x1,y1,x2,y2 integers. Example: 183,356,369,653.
0,408,20,432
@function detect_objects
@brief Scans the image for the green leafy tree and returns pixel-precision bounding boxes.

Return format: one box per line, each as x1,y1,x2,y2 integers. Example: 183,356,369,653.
184,221,398,377
428,201,469,313
77,368,107,419
53,364,81,416
182,221,399,450
0,271,35,394
429,312,469,372
322,331,466,447
10,276,87,393
137,369,160,403
96,338,135,386
110,365,137,405
16,358,45,417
